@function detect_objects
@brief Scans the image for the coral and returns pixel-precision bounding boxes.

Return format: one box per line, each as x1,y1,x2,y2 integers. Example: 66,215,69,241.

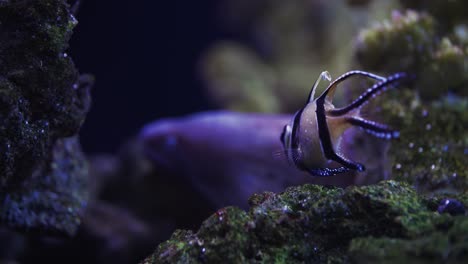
0,0,91,235
355,9,468,100
355,10,435,73
142,181,468,263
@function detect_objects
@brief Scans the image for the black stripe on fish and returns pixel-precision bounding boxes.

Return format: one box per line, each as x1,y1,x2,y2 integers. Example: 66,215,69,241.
290,108,306,170
315,96,365,172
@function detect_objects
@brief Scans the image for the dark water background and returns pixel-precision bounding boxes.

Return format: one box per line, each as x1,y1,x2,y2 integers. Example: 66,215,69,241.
70,1,223,153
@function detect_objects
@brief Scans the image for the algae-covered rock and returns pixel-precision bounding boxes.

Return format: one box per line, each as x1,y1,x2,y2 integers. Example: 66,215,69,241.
142,181,468,263
0,0,91,235
349,215,468,263
379,90,468,195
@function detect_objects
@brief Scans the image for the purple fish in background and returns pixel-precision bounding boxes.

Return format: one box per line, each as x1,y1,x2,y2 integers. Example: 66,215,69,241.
139,111,359,208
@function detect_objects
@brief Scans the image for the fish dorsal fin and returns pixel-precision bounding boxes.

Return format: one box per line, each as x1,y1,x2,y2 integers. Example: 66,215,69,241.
320,74,344,103
324,81,339,103
318,70,387,103
307,71,331,103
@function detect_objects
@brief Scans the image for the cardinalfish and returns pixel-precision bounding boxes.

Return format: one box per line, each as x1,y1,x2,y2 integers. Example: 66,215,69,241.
280,70,409,177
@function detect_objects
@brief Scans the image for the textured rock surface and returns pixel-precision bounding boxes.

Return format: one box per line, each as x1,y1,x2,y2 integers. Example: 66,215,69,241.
382,92,467,194
0,137,88,235
0,0,91,235
142,181,468,263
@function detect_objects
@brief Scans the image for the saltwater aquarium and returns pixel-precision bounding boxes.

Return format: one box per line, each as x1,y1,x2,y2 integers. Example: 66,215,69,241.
0,0,467,263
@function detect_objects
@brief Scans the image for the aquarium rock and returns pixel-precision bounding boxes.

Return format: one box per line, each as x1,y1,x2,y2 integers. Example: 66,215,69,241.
142,181,468,263
380,92,468,194
0,0,91,235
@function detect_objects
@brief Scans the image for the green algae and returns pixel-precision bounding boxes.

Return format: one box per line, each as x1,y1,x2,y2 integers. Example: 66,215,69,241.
349,216,468,263
142,181,468,263
0,0,91,235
